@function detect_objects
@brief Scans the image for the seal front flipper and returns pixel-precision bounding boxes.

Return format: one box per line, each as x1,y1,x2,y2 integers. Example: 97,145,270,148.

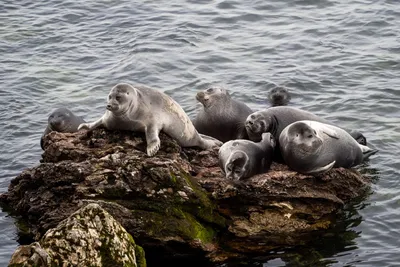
145,125,161,156
322,128,339,139
78,117,104,131
305,160,336,175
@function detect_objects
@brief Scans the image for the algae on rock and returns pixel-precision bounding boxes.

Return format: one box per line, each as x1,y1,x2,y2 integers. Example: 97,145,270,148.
8,203,146,267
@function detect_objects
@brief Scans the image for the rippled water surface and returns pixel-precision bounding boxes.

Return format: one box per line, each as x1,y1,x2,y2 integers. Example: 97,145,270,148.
1,0,399,266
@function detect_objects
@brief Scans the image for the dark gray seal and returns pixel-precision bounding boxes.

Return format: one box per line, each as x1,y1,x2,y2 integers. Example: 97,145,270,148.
193,86,253,142
279,120,378,175
218,132,275,180
268,86,291,107
78,83,222,156
41,107,85,149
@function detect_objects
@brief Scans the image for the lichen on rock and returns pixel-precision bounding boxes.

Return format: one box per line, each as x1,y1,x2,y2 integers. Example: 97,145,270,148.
8,203,146,267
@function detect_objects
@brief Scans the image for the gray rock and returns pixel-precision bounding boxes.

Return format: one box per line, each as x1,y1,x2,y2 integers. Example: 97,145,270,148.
8,203,146,267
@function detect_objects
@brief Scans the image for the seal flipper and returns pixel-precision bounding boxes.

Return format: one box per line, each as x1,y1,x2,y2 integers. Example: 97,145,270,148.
322,128,339,139
305,160,336,175
359,145,378,160
78,117,104,131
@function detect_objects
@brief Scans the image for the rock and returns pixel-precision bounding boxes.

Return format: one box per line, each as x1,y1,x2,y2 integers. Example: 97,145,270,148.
0,129,371,264
8,203,146,267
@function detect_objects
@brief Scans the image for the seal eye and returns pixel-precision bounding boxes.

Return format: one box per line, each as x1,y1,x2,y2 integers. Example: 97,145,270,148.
206,88,213,93
116,96,121,101
308,135,313,138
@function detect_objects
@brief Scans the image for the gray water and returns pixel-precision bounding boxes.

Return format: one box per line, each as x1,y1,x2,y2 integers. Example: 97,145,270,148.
0,0,399,266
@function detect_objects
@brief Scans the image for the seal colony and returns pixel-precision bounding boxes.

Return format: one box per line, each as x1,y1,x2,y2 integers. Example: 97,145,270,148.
41,83,377,177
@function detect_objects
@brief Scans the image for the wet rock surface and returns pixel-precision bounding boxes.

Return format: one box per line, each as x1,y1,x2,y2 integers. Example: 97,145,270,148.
0,129,371,264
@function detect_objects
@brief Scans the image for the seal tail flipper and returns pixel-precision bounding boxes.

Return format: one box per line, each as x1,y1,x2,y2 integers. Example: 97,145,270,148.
360,145,378,160
306,160,336,175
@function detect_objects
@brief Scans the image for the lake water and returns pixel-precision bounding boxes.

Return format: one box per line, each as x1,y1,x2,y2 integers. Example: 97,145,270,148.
0,0,399,266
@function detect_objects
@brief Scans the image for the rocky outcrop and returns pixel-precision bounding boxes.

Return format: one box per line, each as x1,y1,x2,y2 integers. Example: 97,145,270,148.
8,203,146,267
0,129,371,264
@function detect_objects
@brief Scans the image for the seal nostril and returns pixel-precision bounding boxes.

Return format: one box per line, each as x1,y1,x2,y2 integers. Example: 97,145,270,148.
106,104,112,109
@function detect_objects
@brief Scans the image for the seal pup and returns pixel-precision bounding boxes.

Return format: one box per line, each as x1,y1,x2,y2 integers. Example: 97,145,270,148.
279,120,378,175
41,107,85,149
268,86,291,107
78,83,222,156
218,132,275,180
193,86,253,142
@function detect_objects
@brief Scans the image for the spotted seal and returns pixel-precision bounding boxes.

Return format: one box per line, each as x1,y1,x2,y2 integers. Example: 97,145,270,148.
78,83,222,156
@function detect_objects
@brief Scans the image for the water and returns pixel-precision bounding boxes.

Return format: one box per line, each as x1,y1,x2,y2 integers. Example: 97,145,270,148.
0,0,399,266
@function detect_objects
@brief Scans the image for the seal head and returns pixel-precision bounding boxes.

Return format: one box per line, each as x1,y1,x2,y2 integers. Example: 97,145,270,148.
225,150,250,180
106,83,138,116
196,87,229,109
284,122,323,155
41,107,85,150
268,86,291,107
245,111,277,142
194,86,253,142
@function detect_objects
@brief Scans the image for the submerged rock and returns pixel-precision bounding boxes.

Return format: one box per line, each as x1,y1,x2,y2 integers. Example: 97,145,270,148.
0,129,371,264
8,203,145,267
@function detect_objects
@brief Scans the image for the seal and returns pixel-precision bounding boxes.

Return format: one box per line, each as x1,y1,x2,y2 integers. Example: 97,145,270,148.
245,106,368,160
218,132,276,180
78,83,222,156
193,86,253,142
268,86,291,107
245,106,330,143
279,120,378,175
40,107,85,149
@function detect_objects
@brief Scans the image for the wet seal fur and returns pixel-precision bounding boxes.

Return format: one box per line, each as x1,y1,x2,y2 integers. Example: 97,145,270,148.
218,132,276,180
279,120,378,175
268,86,291,107
78,83,222,156
193,86,253,142
41,108,85,149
